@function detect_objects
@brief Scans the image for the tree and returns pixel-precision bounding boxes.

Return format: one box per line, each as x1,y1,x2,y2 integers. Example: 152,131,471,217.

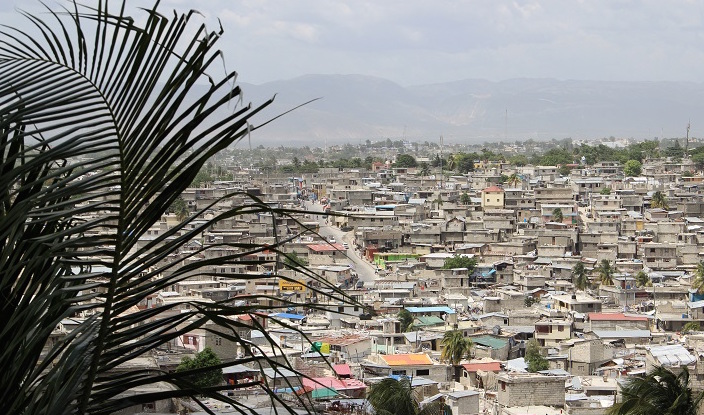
635,271,651,287
283,252,308,268
176,348,223,389
623,159,642,176
597,259,616,285
460,192,471,205
506,173,522,187
682,322,701,334
398,309,415,333
692,261,704,294
170,196,190,222
572,262,589,290
440,330,473,366
552,208,564,223
601,187,612,195
651,191,669,210
442,255,478,275
0,3,347,413
367,377,444,415
607,366,704,415
419,162,431,177
524,339,549,372
395,154,417,168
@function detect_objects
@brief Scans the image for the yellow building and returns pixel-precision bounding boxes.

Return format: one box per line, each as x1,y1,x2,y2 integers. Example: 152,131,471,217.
481,185,505,209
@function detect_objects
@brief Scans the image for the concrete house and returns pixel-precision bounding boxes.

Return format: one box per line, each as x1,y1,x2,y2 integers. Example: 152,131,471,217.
481,185,505,209
497,373,567,408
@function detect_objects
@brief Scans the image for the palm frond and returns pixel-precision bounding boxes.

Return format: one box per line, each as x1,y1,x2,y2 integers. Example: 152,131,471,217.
0,2,346,414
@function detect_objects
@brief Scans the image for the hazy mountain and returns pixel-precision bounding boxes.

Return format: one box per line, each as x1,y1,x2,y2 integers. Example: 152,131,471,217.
213,74,704,146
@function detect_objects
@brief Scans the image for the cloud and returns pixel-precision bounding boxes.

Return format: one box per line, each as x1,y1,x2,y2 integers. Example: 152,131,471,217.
4,0,704,86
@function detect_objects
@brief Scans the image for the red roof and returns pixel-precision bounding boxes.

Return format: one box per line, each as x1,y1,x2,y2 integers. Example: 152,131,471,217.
333,363,351,377
308,243,345,252
483,185,504,193
462,361,502,372
588,312,648,321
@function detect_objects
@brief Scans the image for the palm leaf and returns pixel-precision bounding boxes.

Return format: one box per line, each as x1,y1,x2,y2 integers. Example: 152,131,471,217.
0,2,349,414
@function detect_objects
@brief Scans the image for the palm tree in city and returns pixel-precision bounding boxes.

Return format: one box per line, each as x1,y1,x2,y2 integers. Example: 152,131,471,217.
692,261,704,294
419,162,431,177
607,366,704,415
367,377,444,415
0,2,345,414
552,208,564,223
572,262,589,290
596,259,617,286
506,173,522,187
651,191,669,210
441,330,473,381
635,271,651,287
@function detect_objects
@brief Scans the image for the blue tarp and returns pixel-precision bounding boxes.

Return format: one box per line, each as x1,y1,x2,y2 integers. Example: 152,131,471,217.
270,312,306,320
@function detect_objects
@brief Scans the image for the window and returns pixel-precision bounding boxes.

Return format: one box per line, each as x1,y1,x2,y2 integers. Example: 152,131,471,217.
392,370,407,376
215,336,222,346
338,306,344,313
501,381,506,391
416,369,430,376
557,325,564,332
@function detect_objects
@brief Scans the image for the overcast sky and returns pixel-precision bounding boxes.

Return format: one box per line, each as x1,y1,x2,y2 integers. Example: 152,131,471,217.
5,1,704,86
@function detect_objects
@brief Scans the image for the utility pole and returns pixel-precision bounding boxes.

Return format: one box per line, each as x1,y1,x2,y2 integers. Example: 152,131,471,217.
439,135,444,191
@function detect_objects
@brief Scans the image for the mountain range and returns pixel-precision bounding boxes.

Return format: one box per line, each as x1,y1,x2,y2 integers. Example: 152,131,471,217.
209,74,704,146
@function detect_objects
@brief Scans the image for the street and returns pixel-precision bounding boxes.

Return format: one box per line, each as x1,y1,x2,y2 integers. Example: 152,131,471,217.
302,201,377,283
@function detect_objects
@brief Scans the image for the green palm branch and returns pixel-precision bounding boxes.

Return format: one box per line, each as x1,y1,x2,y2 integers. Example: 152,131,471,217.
597,259,616,286
572,262,589,290
440,330,473,366
0,2,347,414
693,261,704,294
608,366,704,415
367,377,444,415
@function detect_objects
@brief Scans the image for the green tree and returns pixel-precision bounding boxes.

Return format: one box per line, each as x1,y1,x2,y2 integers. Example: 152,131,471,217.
283,252,308,268
607,366,704,415
395,154,418,168
367,377,444,415
572,262,589,290
191,169,214,187
651,191,669,210
692,261,704,294
524,296,539,307
440,331,473,368
460,192,471,205
442,255,478,275
552,208,564,223
597,259,617,285
419,162,431,177
525,339,549,372
635,271,651,287
600,187,612,195
0,3,348,413
176,348,223,389
623,159,642,176
506,173,522,187
170,196,189,222
682,321,701,334
398,309,415,333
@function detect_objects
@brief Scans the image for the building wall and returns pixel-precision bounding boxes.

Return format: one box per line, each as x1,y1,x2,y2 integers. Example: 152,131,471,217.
497,375,566,408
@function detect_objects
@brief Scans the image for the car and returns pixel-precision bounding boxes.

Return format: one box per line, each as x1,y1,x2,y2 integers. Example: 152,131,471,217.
342,242,349,249
328,237,336,243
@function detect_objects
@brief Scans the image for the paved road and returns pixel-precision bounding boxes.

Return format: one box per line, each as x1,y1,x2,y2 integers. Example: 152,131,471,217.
302,201,377,283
